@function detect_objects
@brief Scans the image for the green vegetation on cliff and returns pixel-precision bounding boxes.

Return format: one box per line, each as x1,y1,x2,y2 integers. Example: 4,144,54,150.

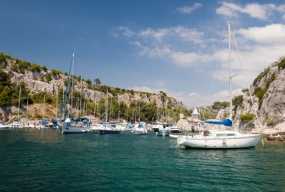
0,52,188,122
239,113,254,123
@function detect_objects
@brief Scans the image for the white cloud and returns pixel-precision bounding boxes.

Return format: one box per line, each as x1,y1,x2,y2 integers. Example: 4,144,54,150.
152,80,166,87
139,26,204,43
216,2,276,20
169,51,212,66
139,28,169,42
119,22,285,104
172,26,204,44
276,4,285,19
133,86,153,93
139,80,167,87
236,24,285,45
189,92,199,97
131,42,171,58
118,26,135,37
176,3,202,14
109,31,119,37
129,86,243,109
184,88,243,108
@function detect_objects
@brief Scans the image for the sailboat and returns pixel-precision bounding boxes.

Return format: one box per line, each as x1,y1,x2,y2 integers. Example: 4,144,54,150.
61,52,91,134
177,21,262,149
132,88,148,135
98,90,121,134
9,87,30,128
36,95,50,129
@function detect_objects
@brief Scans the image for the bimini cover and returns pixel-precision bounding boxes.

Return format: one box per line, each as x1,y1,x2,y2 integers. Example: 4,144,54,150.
204,118,232,127
41,121,48,125
138,122,146,128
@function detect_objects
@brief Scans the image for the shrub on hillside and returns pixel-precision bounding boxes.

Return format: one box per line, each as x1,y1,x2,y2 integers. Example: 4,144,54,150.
239,113,254,123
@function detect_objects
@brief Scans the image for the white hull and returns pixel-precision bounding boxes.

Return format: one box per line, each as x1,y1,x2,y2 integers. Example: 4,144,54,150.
62,126,89,134
177,130,262,149
9,124,31,128
169,134,179,139
133,128,147,135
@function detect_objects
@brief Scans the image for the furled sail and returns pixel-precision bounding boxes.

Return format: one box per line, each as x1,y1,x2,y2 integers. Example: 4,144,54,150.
204,118,232,127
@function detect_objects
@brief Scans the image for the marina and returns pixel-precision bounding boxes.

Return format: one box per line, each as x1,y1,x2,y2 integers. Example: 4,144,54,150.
1,1,285,191
1,128,285,191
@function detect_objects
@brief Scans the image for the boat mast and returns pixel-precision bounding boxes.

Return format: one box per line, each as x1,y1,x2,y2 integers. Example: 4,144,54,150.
60,52,73,120
43,94,45,120
105,90,108,122
27,98,28,120
79,75,82,118
18,87,21,118
228,21,232,117
56,88,58,119
70,51,75,117
139,86,141,121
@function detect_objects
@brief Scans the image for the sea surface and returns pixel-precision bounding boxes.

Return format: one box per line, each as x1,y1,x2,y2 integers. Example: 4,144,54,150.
0,128,285,192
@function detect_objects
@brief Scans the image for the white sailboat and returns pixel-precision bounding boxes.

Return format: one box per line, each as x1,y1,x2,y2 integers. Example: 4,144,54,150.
97,90,121,134
36,95,50,129
9,87,31,128
132,87,147,135
177,21,262,149
61,52,90,134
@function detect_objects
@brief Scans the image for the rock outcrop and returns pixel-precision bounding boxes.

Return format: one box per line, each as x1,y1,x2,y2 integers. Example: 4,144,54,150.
0,58,184,110
231,56,285,132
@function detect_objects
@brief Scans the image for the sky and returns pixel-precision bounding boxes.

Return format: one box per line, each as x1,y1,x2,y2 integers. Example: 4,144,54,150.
0,0,285,109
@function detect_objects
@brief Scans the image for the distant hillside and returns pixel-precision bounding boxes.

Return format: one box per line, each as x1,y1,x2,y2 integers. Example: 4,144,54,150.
0,52,189,123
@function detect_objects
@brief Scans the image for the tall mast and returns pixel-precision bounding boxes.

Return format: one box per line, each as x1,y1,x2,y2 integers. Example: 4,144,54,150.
43,94,45,120
70,51,75,117
105,90,108,122
79,75,82,118
56,88,58,119
139,86,141,121
228,21,232,117
94,101,96,118
18,87,21,118
27,99,28,120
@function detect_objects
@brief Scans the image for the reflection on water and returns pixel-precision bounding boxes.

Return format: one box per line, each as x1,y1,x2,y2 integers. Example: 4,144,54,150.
0,129,285,192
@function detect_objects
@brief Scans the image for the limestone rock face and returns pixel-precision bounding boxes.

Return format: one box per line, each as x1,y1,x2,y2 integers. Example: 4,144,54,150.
231,56,285,130
0,58,183,110
176,119,191,130
201,56,285,132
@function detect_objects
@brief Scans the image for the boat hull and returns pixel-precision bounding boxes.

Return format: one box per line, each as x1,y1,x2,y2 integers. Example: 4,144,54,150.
62,126,89,134
178,134,262,149
133,130,147,135
157,130,170,136
169,134,179,139
169,129,180,133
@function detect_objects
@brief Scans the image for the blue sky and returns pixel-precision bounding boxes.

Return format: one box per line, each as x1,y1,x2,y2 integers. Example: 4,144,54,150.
1,0,285,108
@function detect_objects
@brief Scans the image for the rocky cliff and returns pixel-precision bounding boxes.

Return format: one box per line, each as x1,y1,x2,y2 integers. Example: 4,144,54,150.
0,57,184,110
216,56,285,133
190,56,285,134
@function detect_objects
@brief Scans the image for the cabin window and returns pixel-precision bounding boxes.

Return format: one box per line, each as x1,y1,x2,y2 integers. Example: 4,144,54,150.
216,133,235,137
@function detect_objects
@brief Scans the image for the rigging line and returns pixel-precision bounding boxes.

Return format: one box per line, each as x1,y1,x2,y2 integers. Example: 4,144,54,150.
232,30,263,130
207,24,227,99
200,25,227,98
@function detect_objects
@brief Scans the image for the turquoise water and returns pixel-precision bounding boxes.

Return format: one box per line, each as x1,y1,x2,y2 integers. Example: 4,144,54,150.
0,128,285,192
